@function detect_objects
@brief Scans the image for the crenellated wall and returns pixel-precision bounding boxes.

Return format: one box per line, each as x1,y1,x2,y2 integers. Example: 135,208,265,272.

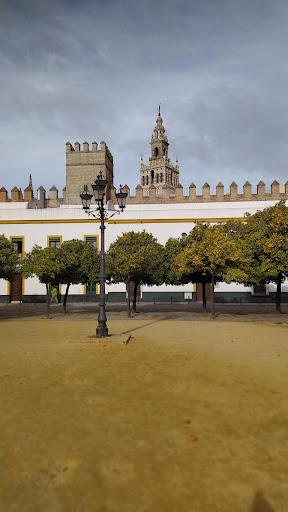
1,179,287,207
110,180,288,204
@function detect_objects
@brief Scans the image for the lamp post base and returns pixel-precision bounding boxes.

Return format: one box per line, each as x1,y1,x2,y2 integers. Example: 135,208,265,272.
96,325,109,338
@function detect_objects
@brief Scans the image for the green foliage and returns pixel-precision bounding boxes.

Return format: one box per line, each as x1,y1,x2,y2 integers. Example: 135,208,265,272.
80,242,100,285
0,234,19,281
57,239,100,312
20,245,64,318
164,236,189,285
176,222,247,284
173,222,248,317
106,230,165,286
242,201,288,285
58,239,100,286
20,245,64,284
20,240,100,313
20,240,100,287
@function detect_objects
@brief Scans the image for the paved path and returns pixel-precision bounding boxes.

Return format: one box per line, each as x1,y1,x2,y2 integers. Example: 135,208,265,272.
1,301,287,323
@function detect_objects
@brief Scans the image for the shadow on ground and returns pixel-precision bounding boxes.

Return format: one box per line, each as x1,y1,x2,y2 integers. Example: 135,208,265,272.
1,302,287,323
250,491,275,512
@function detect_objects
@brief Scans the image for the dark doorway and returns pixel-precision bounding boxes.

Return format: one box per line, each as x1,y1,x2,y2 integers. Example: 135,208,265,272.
10,274,22,302
196,283,211,302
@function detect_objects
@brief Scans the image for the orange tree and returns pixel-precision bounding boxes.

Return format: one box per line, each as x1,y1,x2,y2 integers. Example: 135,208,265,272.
164,236,188,285
20,245,64,318
0,234,19,281
164,231,212,313
58,239,100,313
106,231,165,316
176,223,247,318
242,201,288,313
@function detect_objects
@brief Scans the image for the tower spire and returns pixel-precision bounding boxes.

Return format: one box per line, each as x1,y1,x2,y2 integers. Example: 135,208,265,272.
139,109,179,192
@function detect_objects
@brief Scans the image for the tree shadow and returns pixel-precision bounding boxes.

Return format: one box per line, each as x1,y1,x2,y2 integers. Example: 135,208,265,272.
250,491,275,512
120,319,163,335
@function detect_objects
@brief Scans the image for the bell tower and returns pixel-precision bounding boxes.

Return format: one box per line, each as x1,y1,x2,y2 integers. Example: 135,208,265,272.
150,105,169,159
140,106,179,195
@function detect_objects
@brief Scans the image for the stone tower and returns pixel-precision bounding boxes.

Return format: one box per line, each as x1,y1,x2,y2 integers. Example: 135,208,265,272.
65,140,114,205
140,106,179,196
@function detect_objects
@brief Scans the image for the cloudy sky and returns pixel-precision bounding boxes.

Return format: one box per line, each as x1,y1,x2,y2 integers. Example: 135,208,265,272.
1,0,287,198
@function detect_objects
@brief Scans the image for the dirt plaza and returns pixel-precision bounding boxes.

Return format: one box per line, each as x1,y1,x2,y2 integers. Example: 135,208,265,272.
0,303,287,512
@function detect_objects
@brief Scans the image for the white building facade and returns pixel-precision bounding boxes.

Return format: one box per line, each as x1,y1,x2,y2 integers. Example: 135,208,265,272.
1,200,287,304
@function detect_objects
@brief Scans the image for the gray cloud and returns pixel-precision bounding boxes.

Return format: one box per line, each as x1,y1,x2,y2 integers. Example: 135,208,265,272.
1,0,287,196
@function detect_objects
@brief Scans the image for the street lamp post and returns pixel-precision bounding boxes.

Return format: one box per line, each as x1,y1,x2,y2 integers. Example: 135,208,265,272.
80,172,127,337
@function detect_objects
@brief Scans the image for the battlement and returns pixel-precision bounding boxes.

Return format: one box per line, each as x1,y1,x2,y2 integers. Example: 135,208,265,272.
66,140,113,162
1,180,287,207
110,180,288,205
65,140,114,205
0,185,49,208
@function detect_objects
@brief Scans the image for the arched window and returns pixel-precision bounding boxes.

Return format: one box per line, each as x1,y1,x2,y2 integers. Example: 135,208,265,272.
151,170,154,184
142,176,145,186
163,148,166,155
146,175,149,185
160,173,163,183
154,147,159,157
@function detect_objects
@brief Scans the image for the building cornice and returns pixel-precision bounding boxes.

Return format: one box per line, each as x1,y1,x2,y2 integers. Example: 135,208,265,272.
0,217,246,225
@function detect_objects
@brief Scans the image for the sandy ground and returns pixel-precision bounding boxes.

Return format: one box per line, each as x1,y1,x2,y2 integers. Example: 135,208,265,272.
0,304,288,512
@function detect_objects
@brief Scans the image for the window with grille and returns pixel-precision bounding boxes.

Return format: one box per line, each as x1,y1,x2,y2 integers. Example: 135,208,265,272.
49,237,61,248
85,236,97,247
11,237,23,258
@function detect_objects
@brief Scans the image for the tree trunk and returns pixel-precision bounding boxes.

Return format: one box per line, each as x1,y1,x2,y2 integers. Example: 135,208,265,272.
126,279,131,317
63,283,70,313
210,277,215,319
132,283,138,313
276,273,282,314
46,283,50,319
202,281,207,313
